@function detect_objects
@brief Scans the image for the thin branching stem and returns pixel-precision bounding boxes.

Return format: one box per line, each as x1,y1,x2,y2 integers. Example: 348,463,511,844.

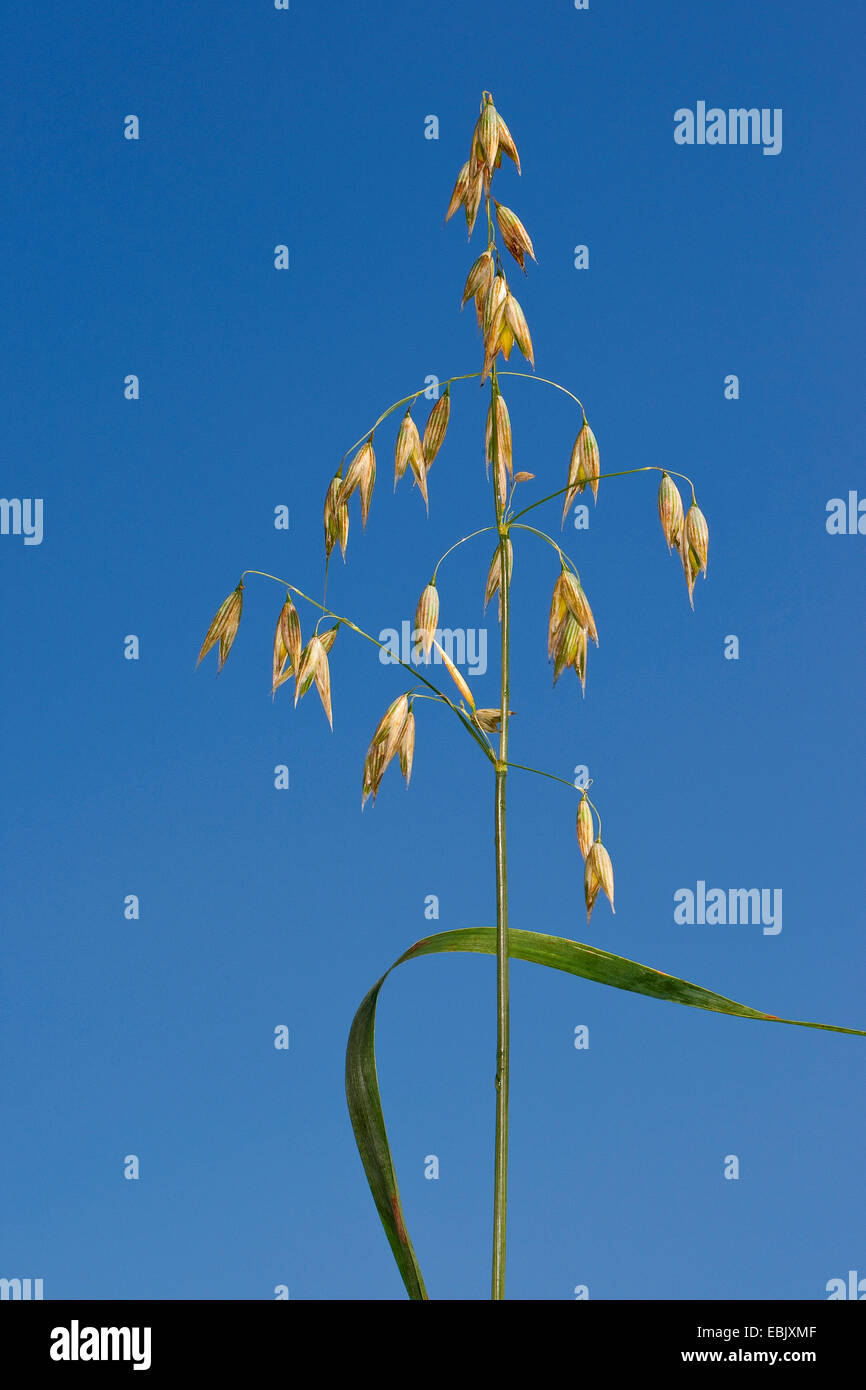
505,761,603,838
240,570,494,762
497,369,586,417
510,465,697,524
432,526,498,584
338,372,483,471
511,522,576,572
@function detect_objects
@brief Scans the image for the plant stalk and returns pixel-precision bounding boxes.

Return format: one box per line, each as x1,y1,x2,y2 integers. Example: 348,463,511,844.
491,372,510,1300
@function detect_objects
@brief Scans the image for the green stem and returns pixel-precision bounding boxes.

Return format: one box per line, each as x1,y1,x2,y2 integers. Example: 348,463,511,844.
239,569,494,763
496,369,586,416
338,371,483,471
510,465,696,524
490,364,510,1301
431,526,497,584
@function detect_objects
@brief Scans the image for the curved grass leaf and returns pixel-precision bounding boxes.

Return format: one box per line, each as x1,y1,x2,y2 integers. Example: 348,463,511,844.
345,926,865,1299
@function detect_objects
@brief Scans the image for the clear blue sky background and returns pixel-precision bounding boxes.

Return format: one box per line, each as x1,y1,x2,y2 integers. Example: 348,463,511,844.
2,1,863,1300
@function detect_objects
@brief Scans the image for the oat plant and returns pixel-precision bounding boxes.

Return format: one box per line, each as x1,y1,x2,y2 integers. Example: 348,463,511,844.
197,93,863,1300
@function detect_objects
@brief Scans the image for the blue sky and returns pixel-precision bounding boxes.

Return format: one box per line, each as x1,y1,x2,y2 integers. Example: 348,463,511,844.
2,1,864,1300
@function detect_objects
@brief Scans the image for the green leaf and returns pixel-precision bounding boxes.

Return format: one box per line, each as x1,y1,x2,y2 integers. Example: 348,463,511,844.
345,927,864,1300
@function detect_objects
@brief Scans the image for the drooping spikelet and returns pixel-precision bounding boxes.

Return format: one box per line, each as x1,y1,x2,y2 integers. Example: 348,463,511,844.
358,442,376,528
295,633,335,728
678,529,700,609
464,165,484,237
494,202,537,272
339,438,376,525
496,112,521,174
485,392,513,480
413,583,439,659
324,475,349,560
503,293,534,368
657,473,684,552
445,161,470,222
557,568,598,646
395,409,422,489
585,840,615,923
474,707,515,733
397,706,415,787
548,572,593,693
552,612,581,684
272,594,302,696
432,637,476,709
421,388,451,468
562,420,600,524
483,538,514,619
476,98,500,173
684,503,709,576
576,795,594,859
461,251,494,309
196,582,244,672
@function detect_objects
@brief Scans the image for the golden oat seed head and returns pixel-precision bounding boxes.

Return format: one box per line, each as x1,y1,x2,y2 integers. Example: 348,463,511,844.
576,796,594,859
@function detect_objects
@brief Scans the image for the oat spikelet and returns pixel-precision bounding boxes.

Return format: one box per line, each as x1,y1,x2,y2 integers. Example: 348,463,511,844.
376,694,411,761
324,476,349,559
358,441,377,529
293,632,336,726
504,293,534,368
547,576,569,660
584,852,602,924
339,439,374,509
586,841,615,920
496,112,521,174
576,796,594,859
485,393,513,479
480,276,510,384
398,707,415,787
483,538,513,617
684,503,709,576
474,707,515,733
314,647,333,729
272,594,302,696
445,160,470,222
197,582,244,672
557,568,598,646
422,387,450,468
409,451,429,511
549,587,591,692
562,420,600,525
461,251,494,309
464,166,484,237
413,583,439,659
362,695,412,806
318,624,339,656
574,624,588,695
494,202,537,272
657,473,684,552
432,637,475,710
678,529,700,609
395,409,422,488
482,273,508,341
362,737,389,808
477,98,500,172
552,613,581,684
